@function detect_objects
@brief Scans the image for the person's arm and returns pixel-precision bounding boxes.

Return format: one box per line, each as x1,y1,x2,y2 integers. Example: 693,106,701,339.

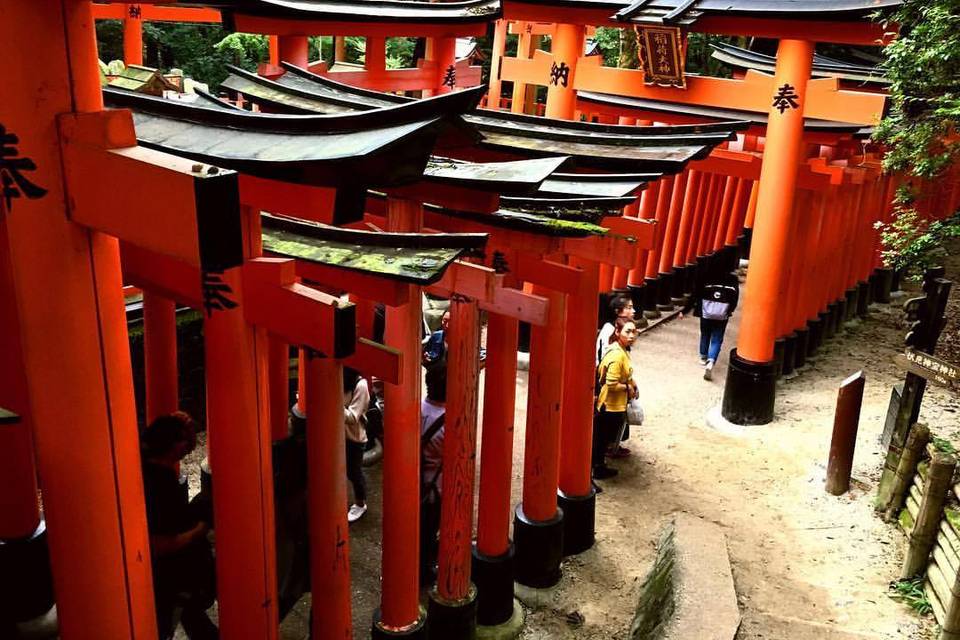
344,380,370,428
150,522,208,557
605,358,631,394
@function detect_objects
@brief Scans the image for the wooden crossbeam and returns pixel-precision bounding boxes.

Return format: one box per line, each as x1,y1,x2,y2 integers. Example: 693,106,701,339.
240,176,337,225
229,14,487,39
426,261,502,302
91,4,222,23
59,110,243,272
306,61,482,93
121,243,202,308
479,286,549,326
599,216,655,247
286,257,411,307
514,254,582,295
344,338,403,385
243,258,356,359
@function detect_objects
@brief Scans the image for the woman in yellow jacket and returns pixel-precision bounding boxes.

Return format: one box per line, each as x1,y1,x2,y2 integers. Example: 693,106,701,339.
593,317,638,480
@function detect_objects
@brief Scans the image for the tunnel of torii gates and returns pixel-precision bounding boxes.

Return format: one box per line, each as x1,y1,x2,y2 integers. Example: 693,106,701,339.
1,1,959,640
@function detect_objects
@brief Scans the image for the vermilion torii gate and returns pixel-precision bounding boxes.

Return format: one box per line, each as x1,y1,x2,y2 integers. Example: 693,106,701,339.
487,0,902,424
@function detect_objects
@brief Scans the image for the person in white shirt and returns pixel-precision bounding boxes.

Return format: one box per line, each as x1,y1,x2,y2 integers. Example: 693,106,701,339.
344,367,371,523
596,295,635,364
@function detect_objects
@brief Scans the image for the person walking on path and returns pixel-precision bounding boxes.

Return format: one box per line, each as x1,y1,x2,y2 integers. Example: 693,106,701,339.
419,365,447,584
593,317,639,480
344,367,371,523
140,412,218,640
687,270,740,380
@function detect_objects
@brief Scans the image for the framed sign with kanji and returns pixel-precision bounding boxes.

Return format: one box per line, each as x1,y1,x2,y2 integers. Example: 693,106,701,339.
638,26,686,89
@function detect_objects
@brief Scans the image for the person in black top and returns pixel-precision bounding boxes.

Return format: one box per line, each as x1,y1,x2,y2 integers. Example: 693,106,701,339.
686,270,740,381
141,412,217,640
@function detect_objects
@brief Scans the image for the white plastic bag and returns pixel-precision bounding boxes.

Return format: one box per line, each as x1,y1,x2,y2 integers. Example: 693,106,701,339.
626,397,644,426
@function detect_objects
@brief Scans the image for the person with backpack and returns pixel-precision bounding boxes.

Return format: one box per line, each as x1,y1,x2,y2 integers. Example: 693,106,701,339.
419,365,446,585
593,317,638,480
689,270,740,380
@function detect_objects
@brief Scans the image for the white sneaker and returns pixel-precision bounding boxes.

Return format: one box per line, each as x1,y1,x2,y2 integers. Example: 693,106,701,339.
703,360,715,381
347,503,367,523
699,355,708,365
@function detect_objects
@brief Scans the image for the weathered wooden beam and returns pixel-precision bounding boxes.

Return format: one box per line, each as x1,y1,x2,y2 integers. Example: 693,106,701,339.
120,243,203,308
426,261,502,302
242,258,356,359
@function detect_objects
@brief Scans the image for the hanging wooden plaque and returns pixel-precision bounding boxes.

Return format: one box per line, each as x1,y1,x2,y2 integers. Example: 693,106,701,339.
638,25,686,89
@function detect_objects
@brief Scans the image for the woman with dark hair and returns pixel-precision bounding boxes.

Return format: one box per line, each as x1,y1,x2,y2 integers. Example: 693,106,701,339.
140,412,218,640
593,318,638,480
343,367,371,523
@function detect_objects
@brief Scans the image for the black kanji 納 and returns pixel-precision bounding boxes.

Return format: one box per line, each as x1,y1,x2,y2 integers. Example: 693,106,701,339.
549,62,570,88
772,84,800,114
0,124,47,213
202,270,239,316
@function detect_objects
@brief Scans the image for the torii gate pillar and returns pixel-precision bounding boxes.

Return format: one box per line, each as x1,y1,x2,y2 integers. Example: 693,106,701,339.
278,35,309,68
722,39,814,425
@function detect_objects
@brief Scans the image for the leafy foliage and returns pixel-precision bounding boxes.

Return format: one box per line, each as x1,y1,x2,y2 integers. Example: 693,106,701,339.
887,576,932,616
875,207,960,278
874,0,960,179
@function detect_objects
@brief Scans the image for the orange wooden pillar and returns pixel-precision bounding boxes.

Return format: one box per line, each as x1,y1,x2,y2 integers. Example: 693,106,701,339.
640,176,675,317
628,182,661,319
204,209,279,639
268,336,291,440
123,3,143,66
269,35,280,66
797,190,828,361
278,34,309,67
474,309,519,626
656,172,689,308
0,218,43,543
429,297,482,637
487,20,508,108
2,3,156,637
670,169,702,300
295,347,308,416
366,36,388,89
305,353,353,640
544,24,584,120
777,191,809,377
143,291,179,422
558,258,599,555
374,198,427,639
427,36,458,96
514,286,566,588
722,39,814,425
511,24,538,115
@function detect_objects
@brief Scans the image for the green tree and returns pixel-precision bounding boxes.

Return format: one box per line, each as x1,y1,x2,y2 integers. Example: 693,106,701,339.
874,0,960,179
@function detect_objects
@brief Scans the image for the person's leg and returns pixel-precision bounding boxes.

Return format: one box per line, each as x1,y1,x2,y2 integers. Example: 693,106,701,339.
180,604,219,640
708,320,727,363
594,411,620,478
345,440,367,506
591,411,606,471
698,318,710,362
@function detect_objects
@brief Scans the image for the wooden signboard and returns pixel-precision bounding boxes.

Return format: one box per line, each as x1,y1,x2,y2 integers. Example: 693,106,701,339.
894,348,960,392
638,25,686,89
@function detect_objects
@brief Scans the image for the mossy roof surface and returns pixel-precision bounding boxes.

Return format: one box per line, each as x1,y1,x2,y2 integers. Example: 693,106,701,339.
0,407,20,424
263,227,464,284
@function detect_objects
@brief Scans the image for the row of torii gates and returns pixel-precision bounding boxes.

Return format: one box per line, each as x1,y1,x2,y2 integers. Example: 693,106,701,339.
3,1,960,640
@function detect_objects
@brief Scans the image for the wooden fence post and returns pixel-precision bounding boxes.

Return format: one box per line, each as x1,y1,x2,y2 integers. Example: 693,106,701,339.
884,424,931,522
825,371,866,495
902,452,956,579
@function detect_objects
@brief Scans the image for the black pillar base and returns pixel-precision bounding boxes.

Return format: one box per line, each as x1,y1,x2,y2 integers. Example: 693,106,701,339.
513,505,563,589
627,283,646,319
670,266,688,303
737,228,753,257
427,585,478,640
866,272,878,306
834,299,848,332
722,244,741,274
557,487,596,556
856,281,870,317
372,609,428,640
892,268,903,293
472,546,515,627
721,349,777,425
874,268,893,304
695,255,710,289
781,334,797,377
0,520,54,624
823,303,838,339
656,272,675,309
844,288,858,322
684,262,699,295
642,278,661,318
773,337,786,379
809,316,824,355
794,328,809,369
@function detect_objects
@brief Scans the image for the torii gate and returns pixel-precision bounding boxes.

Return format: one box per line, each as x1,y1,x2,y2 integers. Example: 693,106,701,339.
488,1,896,424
